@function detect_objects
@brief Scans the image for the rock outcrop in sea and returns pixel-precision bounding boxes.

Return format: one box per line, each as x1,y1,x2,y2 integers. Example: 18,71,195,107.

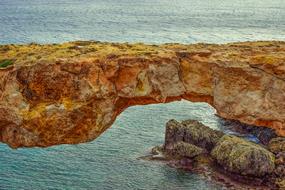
0,41,285,148
151,119,285,189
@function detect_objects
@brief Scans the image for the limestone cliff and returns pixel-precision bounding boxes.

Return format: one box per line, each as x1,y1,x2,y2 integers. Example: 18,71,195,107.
0,41,285,148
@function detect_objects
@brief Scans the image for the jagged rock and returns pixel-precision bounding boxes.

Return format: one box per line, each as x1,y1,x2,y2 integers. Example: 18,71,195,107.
153,120,283,189
275,152,285,165
166,142,206,158
219,119,277,145
274,165,285,177
164,120,186,150
268,137,285,154
164,119,223,151
182,120,224,151
1,41,285,148
151,145,164,155
211,135,275,177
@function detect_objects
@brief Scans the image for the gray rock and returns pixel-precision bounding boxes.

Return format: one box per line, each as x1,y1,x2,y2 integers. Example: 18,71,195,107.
164,119,224,152
181,120,224,151
164,119,185,150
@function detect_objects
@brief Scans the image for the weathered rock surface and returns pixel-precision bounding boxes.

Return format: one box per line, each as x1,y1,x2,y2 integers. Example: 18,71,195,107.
165,119,223,151
211,135,275,177
276,152,285,165
166,141,206,158
152,119,283,189
268,137,285,154
274,165,285,177
1,41,285,148
219,119,277,145
268,138,285,184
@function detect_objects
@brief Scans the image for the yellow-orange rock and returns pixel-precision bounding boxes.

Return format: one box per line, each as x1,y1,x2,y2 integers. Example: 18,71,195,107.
0,41,285,148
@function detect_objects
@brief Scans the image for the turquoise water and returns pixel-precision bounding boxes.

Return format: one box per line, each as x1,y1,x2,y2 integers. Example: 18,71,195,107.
0,1,285,190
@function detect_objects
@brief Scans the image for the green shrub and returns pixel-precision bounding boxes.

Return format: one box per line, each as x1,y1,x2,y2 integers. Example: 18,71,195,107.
0,59,13,68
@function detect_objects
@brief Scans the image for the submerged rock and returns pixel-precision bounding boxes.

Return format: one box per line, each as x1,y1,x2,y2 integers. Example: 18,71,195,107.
211,135,275,177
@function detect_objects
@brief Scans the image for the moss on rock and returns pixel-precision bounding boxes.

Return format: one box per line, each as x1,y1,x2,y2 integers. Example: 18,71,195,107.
211,135,275,177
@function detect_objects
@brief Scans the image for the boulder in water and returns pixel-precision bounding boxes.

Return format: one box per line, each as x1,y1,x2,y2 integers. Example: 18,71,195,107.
211,135,275,177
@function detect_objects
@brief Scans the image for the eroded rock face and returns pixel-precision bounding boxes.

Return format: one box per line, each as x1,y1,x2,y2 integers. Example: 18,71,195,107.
0,41,285,148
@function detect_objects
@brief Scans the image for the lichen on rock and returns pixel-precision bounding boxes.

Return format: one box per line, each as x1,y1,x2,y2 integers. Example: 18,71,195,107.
211,135,275,177
166,141,206,158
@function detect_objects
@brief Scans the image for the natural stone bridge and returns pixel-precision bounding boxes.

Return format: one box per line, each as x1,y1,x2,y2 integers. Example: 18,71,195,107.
0,41,285,148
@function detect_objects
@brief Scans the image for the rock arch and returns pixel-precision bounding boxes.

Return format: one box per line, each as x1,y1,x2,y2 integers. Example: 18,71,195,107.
0,41,284,148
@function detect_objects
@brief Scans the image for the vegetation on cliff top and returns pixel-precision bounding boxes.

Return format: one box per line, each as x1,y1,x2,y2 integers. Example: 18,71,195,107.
0,41,284,67
0,59,13,68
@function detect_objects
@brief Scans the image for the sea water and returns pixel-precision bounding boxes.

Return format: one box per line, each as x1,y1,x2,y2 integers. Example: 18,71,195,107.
0,1,285,189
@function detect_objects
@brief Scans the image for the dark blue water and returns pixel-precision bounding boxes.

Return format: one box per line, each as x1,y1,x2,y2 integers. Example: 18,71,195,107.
0,1,285,190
